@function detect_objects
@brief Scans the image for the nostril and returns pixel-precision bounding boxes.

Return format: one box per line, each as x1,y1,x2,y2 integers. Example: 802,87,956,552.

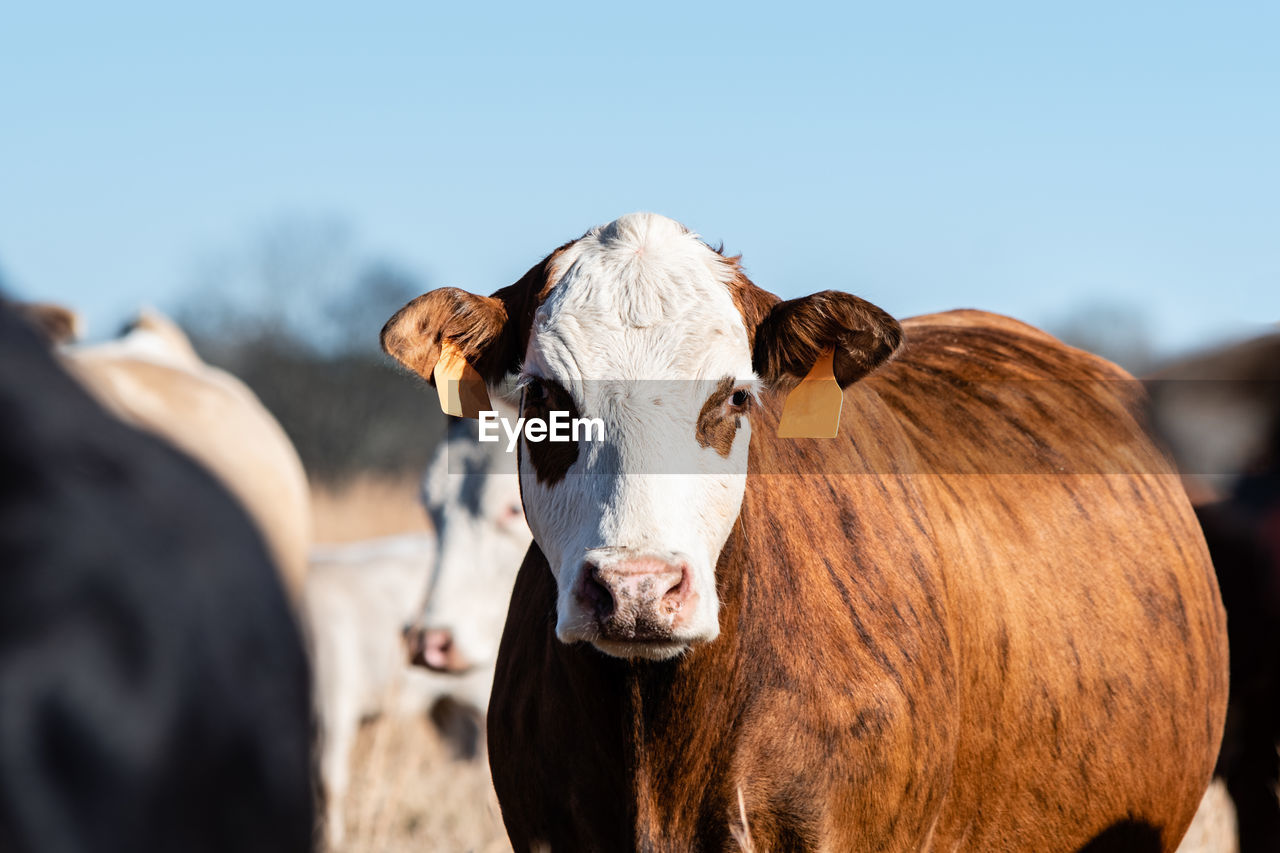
579,563,615,622
422,628,455,671
660,565,692,615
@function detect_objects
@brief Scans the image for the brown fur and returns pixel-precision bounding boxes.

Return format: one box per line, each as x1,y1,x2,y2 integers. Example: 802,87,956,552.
488,310,1228,852
381,243,576,389
377,240,578,489
753,290,905,388
380,287,509,384
721,257,779,350
8,300,82,345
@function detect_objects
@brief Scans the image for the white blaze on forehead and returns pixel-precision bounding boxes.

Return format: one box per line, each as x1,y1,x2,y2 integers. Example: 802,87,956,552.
529,213,751,382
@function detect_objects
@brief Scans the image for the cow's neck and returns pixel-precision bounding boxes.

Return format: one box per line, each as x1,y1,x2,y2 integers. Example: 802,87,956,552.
607,517,752,847
525,506,760,848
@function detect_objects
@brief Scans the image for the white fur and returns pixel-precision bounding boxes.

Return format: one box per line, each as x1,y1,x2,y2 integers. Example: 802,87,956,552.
518,213,756,659
303,533,464,849
412,405,530,672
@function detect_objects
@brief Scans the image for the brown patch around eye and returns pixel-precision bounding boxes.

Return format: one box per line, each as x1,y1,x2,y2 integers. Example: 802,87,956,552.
696,377,748,458
524,379,581,486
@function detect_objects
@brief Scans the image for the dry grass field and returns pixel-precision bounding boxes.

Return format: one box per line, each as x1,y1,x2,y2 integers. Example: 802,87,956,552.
309,477,1241,853
332,716,1237,853
311,474,430,544
333,712,508,853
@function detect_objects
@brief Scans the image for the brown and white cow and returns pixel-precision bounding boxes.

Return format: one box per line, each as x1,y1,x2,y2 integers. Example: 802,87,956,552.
382,213,1229,852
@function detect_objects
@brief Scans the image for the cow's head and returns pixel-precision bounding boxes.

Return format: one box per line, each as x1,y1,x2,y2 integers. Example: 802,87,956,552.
384,214,901,660
406,405,530,677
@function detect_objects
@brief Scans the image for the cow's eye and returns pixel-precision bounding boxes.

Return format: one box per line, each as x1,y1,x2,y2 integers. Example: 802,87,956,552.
729,389,751,408
523,378,548,407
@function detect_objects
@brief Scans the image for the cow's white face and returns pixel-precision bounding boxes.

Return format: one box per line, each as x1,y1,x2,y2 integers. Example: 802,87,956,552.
517,215,756,659
409,410,530,674
383,212,902,663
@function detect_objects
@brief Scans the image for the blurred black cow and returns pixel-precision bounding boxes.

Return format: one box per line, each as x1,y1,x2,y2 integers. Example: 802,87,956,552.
0,302,314,853
1147,333,1280,853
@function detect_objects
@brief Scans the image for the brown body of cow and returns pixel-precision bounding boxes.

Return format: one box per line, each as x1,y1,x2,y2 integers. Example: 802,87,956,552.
487,310,1228,852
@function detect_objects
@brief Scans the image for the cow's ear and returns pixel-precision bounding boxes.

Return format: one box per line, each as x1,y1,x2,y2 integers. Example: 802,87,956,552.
752,291,903,389
382,250,562,389
381,287,511,387
7,300,82,346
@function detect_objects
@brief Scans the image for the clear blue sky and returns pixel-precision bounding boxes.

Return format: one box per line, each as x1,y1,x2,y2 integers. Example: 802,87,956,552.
2,1,1277,355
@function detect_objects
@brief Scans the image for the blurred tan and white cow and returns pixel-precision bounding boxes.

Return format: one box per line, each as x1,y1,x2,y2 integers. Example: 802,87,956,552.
58,311,312,598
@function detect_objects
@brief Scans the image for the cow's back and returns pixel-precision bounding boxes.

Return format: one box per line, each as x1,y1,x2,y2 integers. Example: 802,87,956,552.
64,348,312,598
707,310,1227,850
884,311,1226,849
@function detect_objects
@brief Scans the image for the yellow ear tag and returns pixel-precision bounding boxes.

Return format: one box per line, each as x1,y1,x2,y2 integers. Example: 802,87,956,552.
777,347,843,439
433,341,492,419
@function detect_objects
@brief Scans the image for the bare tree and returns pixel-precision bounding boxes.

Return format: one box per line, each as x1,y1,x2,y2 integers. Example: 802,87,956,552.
176,219,445,485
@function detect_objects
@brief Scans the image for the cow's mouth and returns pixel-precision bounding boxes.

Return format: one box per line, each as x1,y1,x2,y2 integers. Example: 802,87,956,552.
586,601,690,660
558,614,699,661
590,636,690,661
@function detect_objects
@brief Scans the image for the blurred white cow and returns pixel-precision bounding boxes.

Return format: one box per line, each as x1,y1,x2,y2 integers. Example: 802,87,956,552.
403,403,531,683
305,402,527,850
304,533,456,849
